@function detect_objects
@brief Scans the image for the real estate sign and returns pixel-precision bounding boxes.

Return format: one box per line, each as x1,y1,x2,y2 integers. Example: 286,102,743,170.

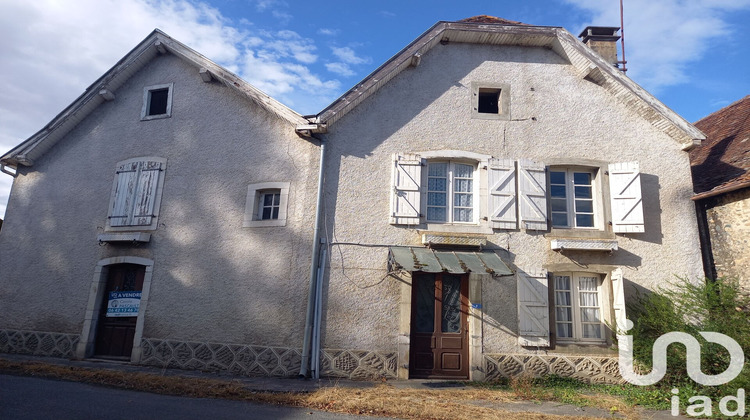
106,291,141,317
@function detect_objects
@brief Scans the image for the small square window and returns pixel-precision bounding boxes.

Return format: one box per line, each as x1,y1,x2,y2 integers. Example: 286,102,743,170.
141,83,173,120
471,82,510,120
478,88,500,114
258,190,281,220
244,182,290,227
147,89,169,116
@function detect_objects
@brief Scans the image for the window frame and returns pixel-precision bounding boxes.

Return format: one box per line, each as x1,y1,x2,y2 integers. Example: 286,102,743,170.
141,83,174,121
244,182,290,228
471,81,510,120
424,160,479,225
552,272,605,343
548,166,602,230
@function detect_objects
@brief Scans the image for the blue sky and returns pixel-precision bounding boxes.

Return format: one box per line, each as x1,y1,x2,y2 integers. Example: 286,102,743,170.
1,0,749,217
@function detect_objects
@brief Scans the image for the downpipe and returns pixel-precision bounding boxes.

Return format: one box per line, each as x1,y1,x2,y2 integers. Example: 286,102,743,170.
311,242,326,379
299,137,326,378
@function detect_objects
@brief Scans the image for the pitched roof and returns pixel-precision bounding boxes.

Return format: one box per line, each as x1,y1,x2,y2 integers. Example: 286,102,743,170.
690,95,750,199
312,18,704,150
1,29,309,169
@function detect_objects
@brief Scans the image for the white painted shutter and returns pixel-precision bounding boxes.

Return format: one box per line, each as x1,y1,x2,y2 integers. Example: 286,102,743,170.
110,161,140,227
610,267,627,332
488,158,517,229
517,159,548,230
517,268,551,347
608,162,644,233
390,153,422,225
132,160,163,226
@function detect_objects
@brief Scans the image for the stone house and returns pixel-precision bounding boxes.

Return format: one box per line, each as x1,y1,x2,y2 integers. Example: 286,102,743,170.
690,95,750,289
0,30,321,375
0,18,705,383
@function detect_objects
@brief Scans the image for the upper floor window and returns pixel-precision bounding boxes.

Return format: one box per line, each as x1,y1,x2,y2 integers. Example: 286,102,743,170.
141,83,173,120
106,157,167,231
471,82,510,120
426,161,476,223
549,168,598,229
244,182,290,227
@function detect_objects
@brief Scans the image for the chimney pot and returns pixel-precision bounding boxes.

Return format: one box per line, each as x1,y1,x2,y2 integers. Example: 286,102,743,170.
578,26,621,68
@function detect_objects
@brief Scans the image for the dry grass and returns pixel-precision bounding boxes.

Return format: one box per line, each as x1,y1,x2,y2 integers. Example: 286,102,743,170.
0,358,639,419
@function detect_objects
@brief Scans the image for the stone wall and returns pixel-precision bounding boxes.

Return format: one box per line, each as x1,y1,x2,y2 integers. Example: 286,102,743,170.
706,188,750,291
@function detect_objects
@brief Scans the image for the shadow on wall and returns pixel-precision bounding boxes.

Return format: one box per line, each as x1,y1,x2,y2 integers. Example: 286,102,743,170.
638,173,663,245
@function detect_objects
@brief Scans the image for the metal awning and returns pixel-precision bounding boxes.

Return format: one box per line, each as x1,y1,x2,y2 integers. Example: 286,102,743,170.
388,247,513,276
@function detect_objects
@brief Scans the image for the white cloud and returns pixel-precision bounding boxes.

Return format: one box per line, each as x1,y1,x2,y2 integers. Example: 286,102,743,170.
0,0,341,217
331,46,370,65
326,62,355,77
318,28,339,36
563,0,750,91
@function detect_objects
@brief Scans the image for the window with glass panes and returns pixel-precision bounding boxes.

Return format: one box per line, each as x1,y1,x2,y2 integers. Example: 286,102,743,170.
426,161,475,223
549,168,596,228
258,190,281,220
554,273,603,341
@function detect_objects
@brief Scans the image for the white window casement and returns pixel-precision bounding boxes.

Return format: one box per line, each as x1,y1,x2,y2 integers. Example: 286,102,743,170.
106,157,167,231
549,167,599,229
553,272,604,342
426,161,477,224
390,155,644,234
517,268,626,348
141,83,173,121
244,182,290,227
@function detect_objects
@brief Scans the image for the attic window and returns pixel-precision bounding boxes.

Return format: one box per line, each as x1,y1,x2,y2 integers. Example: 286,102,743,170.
141,83,173,120
478,89,500,114
471,82,510,120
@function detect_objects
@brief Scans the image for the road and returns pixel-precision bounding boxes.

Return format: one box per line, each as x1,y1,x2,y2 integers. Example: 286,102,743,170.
0,374,395,420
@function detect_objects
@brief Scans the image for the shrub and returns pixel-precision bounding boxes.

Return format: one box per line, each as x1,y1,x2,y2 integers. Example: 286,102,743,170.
626,276,750,401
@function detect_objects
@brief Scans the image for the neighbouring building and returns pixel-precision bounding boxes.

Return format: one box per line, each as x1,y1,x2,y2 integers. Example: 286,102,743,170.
0,17,705,383
690,95,750,290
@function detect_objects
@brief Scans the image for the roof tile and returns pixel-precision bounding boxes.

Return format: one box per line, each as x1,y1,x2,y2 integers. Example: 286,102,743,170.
690,95,750,196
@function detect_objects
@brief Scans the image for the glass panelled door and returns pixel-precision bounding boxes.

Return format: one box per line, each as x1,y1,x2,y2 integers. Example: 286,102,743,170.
409,272,469,379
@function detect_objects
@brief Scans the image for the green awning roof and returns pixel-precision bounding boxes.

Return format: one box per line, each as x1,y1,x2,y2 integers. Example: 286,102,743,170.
388,247,513,276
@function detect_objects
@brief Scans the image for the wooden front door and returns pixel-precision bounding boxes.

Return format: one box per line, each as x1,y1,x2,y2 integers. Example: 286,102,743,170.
409,272,469,379
94,264,145,359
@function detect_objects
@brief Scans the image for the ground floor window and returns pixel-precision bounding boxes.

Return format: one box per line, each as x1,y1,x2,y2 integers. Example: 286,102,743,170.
553,272,604,342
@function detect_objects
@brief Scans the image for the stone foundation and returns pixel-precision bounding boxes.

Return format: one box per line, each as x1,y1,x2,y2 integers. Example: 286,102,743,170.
0,329,79,358
140,338,398,379
484,353,623,384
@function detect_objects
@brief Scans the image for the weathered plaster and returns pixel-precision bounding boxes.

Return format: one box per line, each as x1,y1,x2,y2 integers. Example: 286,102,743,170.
320,42,703,377
705,188,750,290
0,53,319,351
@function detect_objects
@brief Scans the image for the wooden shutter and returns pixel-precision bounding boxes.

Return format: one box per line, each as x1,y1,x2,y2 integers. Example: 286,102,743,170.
488,158,517,229
517,268,551,347
610,267,627,332
132,160,163,226
517,159,548,230
608,162,644,233
390,153,422,225
110,161,140,227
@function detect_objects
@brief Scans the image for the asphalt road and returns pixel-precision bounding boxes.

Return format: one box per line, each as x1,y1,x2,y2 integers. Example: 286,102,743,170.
0,374,395,420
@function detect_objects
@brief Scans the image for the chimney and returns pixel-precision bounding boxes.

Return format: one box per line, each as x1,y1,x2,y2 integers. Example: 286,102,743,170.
578,26,621,68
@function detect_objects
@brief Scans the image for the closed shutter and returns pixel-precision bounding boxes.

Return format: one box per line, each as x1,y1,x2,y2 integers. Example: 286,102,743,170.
390,153,422,225
517,268,551,347
517,159,548,230
610,267,627,332
110,161,140,227
132,160,163,226
488,158,517,229
608,162,644,233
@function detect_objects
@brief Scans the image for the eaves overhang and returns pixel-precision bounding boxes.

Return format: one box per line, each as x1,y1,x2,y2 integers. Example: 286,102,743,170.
0,29,309,169
314,20,704,151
